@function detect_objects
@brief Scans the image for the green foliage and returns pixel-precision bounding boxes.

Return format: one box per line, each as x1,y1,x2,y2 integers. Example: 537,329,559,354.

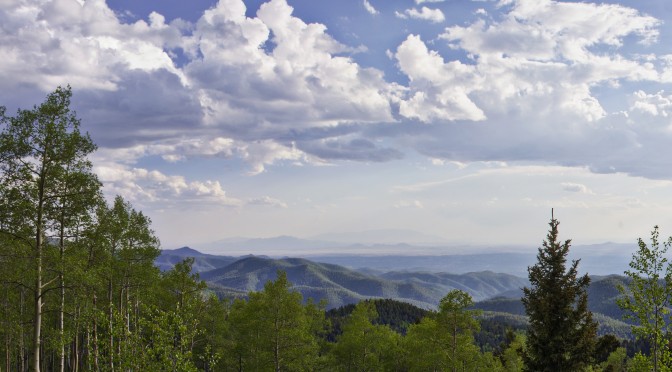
594,334,622,364
325,298,428,342
600,347,627,372
627,352,653,372
617,226,672,371
226,271,321,371
522,215,598,371
330,301,402,371
0,86,102,371
0,87,231,371
500,332,526,372
403,290,483,372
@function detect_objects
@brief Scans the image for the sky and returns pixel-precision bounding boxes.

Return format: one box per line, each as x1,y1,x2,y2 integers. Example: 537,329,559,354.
3,0,672,252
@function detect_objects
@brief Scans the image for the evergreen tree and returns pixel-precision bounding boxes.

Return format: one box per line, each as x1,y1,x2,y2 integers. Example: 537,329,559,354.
522,213,597,371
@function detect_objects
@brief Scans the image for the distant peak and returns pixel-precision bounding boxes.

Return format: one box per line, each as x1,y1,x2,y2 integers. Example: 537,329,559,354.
163,247,203,256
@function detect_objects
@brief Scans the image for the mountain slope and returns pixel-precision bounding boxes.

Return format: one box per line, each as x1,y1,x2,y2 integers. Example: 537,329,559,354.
380,270,529,302
156,247,238,273
200,256,528,309
472,275,634,338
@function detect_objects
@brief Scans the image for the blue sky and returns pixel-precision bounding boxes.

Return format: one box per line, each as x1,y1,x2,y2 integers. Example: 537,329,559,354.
3,0,672,252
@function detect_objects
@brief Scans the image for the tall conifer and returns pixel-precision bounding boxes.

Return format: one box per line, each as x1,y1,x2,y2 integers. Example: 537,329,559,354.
522,212,597,371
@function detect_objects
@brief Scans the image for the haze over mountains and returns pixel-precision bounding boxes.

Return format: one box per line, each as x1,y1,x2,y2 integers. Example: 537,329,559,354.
189,229,636,276
159,247,532,308
158,228,642,337
158,245,635,337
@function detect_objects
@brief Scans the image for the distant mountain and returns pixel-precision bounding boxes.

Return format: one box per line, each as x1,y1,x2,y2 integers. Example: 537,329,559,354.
157,248,637,338
156,247,238,273
378,270,529,302
161,247,206,257
199,256,528,309
311,229,449,245
192,235,635,276
310,254,538,277
310,242,635,276
194,236,335,255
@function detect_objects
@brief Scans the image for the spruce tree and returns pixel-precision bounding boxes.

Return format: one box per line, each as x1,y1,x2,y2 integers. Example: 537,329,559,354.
522,212,597,371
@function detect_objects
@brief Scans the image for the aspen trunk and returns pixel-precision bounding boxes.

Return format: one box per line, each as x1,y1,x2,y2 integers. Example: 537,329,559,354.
20,286,25,372
59,251,65,372
33,232,42,372
5,331,10,372
108,278,114,372
93,293,99,372
57,207,70,372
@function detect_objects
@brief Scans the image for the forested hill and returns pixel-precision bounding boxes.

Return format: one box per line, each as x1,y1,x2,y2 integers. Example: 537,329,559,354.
185,254,528,309
157,248,636,338
156,246,238,272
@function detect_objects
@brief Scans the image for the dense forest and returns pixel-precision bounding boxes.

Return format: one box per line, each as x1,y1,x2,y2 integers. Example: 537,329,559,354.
1,88,671,371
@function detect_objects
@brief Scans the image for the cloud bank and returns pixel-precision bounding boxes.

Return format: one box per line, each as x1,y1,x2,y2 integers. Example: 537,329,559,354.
2,0,672,208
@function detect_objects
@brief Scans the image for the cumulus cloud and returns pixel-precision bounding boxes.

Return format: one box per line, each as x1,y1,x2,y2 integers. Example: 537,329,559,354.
395,34,485,122
396,7,445,23
385,0,672,180
3,0,672,187
429,0,660,124
94,162,243,207
363,0,378,15
0,0,397,175
630,90,672,118
186,0,395,134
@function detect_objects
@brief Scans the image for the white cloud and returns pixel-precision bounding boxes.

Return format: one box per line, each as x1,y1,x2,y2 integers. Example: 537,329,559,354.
0,0,397,176
395,34,485,122
187,0,395,133
394,200,424,209
4,0,672,187
630,90,672,118
247,196,289,208
0,0,186,92
561,182,594,194
94,162,243,206
386,0,672,182
396,7,445,23
433,0,661,125
363,0,378,15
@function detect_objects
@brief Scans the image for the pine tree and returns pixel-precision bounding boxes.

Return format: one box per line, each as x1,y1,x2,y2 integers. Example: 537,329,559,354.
522,212,597,371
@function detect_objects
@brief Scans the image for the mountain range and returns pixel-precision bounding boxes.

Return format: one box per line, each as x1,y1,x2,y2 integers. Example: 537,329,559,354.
158,247,636,337
188,234,636,276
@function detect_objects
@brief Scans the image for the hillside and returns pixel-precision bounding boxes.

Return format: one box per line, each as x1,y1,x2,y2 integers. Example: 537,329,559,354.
380,270,529,302
159,248,635,338
198,256,528,309
156,247,238,273
471,275,634,338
